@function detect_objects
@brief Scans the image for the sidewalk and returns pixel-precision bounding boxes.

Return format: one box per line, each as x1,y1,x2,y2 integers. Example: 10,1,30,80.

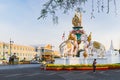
0,64,40,70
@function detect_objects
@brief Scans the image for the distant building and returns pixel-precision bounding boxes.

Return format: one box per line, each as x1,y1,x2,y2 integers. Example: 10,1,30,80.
36,44,54,60
36,44,60,61
0,42,37,61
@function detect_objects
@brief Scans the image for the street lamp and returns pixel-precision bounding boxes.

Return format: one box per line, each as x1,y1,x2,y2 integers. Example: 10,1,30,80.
10,38,14,56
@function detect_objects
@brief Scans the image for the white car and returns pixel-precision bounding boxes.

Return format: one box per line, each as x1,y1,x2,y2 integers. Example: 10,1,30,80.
30,60,40,64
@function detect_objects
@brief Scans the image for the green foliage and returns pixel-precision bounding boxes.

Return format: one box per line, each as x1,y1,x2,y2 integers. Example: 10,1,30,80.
39,0,117,23
38,0,87,23
106,64,120,69
46,63,120,69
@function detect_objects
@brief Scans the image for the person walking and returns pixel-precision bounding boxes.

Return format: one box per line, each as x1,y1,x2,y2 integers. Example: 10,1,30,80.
93,59,97,73
9,57,12,64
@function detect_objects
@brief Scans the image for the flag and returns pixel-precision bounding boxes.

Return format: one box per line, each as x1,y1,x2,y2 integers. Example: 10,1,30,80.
62,32,65,40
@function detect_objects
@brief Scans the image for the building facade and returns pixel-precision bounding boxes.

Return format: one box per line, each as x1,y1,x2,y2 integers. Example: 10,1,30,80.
0,42,37,61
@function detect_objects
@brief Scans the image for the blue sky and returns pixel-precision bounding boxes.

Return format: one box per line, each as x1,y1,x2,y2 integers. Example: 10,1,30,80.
0,0,120,51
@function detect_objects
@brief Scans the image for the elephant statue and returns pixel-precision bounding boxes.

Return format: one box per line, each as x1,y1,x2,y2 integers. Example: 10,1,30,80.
59,33,78,57
88,41,106,58
80,33,106,58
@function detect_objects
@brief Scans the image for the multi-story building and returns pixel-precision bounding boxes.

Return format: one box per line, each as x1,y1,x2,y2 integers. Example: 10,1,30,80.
0,42,37,61
36,44,60,62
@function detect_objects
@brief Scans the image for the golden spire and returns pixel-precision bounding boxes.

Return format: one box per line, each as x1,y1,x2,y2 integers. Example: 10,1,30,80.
72,12,82,27
45,44,52,50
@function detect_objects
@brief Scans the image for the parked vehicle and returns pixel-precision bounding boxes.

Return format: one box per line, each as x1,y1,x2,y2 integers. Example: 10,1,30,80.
30,60,40,64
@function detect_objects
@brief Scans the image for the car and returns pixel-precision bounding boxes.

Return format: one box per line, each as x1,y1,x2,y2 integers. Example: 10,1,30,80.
30,60,40,64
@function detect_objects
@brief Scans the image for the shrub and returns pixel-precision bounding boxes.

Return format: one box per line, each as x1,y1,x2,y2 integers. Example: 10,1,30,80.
46,63,120,69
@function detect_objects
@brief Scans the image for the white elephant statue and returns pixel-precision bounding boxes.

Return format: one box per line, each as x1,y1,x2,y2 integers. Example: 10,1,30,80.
59,40,78,57
80,33,106,58
59,33,78,57
88,41,106,58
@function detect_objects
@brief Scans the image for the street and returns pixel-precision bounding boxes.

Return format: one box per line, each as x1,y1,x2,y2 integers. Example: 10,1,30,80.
0,64,120,80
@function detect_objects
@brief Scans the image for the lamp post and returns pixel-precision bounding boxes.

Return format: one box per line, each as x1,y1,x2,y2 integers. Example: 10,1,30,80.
10,38,14,56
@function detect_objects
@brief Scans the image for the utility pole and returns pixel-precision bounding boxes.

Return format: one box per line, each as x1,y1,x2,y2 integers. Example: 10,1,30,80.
10,38,14,56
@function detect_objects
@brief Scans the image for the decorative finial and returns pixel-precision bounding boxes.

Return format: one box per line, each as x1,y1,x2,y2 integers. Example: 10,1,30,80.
72,11,82,27
87,32,92,43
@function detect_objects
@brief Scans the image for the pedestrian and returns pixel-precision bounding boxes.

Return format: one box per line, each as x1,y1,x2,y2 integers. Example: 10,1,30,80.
9,57,12,64
41,61,46,70
10,55,14,65
93,59,97,73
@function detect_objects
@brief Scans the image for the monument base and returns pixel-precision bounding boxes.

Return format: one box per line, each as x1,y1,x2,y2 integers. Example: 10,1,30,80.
55,57,80,65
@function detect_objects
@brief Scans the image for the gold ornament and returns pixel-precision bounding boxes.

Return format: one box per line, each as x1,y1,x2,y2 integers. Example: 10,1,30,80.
87,32,92,43
83,50,88,58
68,33,77,41
93,41,100,49
72,12,82,27
45,44,52,49
66,42,72,49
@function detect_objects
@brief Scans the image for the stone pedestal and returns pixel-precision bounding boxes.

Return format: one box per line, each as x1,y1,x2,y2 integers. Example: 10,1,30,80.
106,50,119,64
55,57,80,65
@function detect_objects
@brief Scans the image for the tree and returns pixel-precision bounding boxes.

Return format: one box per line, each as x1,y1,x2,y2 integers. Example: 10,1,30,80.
38,0,117,23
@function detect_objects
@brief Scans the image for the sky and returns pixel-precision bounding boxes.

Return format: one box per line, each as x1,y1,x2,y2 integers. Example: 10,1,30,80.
0,0,120,51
